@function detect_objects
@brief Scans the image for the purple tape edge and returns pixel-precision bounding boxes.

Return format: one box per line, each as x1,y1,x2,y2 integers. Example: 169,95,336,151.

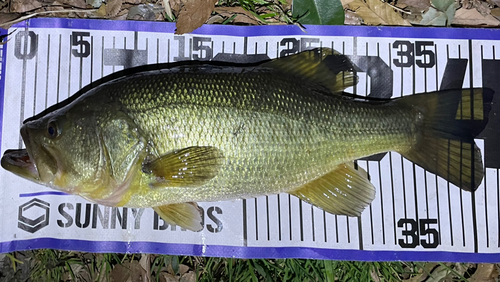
19,191,69,197
1,238,499,263
0,29,7,153
8,18,500,40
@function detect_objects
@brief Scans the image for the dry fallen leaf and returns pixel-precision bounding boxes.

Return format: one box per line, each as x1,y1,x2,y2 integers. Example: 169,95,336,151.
56,0,88,8
402,263,438,282
139,254,151,279
347,0,411,25
491,7,500,19
175,0,217,34
95,3,107,17
233,14,258,24
68,263,95,282
473,0,492,16
178,264,190,276
160,272,179,282
340,0,356,6
106,0,122,18
469,263,499,282
0,13,22,29
179,271,196,282
397,0,431,11
111,3,130,19
127,4,157,20
0,0,8,9
453,6,500,25
344,9,363,24
207,14,224,23
170,0,182,14
463,0,472,9
156,10,165,20
110,261,149,282
42,5,77,18
11,0,43,13
87,0,102,8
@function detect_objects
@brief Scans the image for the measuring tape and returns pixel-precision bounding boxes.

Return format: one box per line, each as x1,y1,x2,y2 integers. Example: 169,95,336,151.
0,19,499,262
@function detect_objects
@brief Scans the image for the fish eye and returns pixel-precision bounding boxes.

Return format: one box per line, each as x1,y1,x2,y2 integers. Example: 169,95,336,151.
47,121,60,138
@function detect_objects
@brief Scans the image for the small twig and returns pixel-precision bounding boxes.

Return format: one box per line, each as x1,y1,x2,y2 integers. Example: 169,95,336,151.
386,2,412,15
0,9,97,28
0,29,16,45
139,254,152,282
162,0,174,21
293,22,306,32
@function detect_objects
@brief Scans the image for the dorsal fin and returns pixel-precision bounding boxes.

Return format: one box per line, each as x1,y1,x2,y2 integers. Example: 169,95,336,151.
261,48,357,94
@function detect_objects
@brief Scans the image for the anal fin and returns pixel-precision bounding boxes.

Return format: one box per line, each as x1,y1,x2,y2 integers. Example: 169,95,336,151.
153,202,203,232
290,163,375,217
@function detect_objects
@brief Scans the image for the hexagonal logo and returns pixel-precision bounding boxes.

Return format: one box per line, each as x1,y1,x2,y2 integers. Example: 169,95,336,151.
18,198,50,233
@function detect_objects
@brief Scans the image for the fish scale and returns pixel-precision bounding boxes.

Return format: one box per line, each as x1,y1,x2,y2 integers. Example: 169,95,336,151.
90,67,416,206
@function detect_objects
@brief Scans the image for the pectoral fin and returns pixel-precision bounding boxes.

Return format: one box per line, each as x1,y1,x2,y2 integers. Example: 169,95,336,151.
143,146,223,188
290,163,375,217
153,202,203,232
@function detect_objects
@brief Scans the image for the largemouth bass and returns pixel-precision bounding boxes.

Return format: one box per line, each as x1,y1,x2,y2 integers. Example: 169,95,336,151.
1,48,493,231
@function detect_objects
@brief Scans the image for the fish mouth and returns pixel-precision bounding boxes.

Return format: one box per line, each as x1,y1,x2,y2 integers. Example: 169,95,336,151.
21,125,58,184
1,149,41,183
1,125,58,185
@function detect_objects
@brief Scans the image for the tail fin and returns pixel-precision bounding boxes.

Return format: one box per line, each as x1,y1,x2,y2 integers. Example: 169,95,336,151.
396,88,494,192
